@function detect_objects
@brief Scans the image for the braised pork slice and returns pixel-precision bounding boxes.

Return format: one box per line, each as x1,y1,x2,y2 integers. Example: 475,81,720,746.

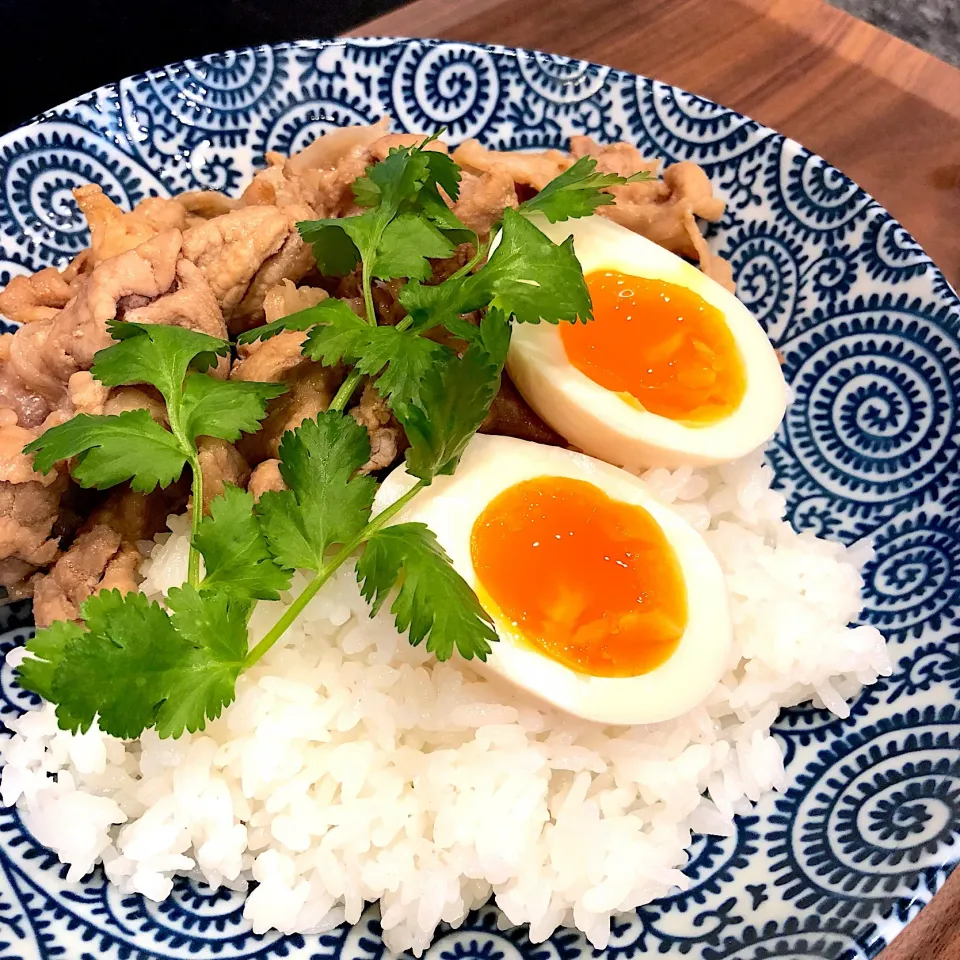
453,169,519,236
31,486,186,625
603,161,724,261
232,329,345,463
368,132,448,161
198,438,250,513
262,281,328,324
74,184,187,266
45,231,182,381
566,137,726,264
0,231,181,428
124,259,228,341
0,478,64,589
453,139,571,191
248,459,285,501
234,329,312,382
31,524,125,626
350,382,406,474
0,268,74,325
93,487,182,545
567,137,660,177
276,118,391,218
181,206,292,321
175,190,242,223
0,410,66,590
241,156,313,210
481,372,567,447
31,529,142,626
231,206,320,333
66,373,169,426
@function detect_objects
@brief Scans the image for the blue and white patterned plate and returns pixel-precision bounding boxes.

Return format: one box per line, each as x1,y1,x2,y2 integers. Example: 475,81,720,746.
0,36,958,960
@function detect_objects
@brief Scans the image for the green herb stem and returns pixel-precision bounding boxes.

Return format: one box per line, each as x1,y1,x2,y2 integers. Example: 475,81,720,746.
164,388,205,589
186,456,204,587
329,369,364,413
328,317,415,413
244,478,428,668
361,271,377,328
447,233,494,285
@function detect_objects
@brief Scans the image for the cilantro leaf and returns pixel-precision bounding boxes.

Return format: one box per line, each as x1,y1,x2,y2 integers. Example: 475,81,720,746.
36,588,251,740
517,155,624,222
301,138,471,283
298,298,372,361
351,174,382,209
24,410,188,493
625,171,658,183
236,304,333,345
350,145,432,214
356,522,496,660
195,485,292,600
303,299,451,409
49,590,186,738
91,321,228,404
17,620,85,704
475,306,512,359
416,185,475,246
517,157,656,223
256,411,377,570
397,279,476,338
423,150,461,202
413,153,474,245
464,208,592,324
157,586,250,737
298,218,364,277
397,311,509,481
301,145,435,279
179,374,286,444
371,213,455,281
398,208,591,334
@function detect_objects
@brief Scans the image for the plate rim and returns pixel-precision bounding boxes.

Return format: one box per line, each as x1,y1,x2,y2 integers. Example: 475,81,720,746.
2,35,957,312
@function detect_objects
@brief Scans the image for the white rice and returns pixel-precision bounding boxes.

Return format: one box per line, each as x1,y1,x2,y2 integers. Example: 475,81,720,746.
0,450,891,954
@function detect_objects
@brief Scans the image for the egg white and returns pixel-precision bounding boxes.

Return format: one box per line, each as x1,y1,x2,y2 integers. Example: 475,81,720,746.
506,214,788,469
373,435,732,725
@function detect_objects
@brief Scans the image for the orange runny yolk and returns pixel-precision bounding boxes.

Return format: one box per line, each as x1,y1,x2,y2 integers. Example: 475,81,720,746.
469,476,688,678
559,270,747,424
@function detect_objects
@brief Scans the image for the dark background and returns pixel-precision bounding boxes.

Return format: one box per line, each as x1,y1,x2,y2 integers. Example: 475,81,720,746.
0,0,408,133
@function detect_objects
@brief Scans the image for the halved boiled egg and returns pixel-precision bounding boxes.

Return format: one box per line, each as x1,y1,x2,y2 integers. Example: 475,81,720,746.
374,435,732,724
507,215,787,468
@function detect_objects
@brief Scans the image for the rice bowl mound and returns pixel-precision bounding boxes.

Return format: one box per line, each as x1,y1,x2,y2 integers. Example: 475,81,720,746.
0,451,890,955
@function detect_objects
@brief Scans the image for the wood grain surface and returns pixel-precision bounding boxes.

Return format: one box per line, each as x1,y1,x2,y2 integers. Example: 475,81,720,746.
350,1,960,957
349,0,960,287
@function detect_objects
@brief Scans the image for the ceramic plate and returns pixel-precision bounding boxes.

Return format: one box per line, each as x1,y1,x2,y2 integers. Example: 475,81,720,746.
0,37,958,960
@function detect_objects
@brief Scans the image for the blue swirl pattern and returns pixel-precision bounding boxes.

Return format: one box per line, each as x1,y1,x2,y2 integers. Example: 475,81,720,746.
0,36,958,960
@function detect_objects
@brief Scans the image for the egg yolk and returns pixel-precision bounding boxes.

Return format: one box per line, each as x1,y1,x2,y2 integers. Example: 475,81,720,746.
470,476,688,678
559,271,747,424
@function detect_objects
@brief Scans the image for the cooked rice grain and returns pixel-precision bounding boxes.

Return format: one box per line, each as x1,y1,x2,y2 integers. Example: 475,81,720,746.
0,451,890,953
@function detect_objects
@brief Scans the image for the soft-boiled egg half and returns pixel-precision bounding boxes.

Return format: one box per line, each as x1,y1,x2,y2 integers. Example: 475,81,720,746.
374,435,732,724
506,215,788,468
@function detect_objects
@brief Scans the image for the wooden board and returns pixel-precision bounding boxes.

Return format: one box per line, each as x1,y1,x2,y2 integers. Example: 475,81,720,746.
349,2,960,956
348,0,960,287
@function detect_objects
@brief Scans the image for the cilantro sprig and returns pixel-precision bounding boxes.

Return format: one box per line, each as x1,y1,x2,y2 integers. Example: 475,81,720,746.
26,322,285,586
518,156,656,222
18,136,650,740
240,152,650,417
19,299,506,738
